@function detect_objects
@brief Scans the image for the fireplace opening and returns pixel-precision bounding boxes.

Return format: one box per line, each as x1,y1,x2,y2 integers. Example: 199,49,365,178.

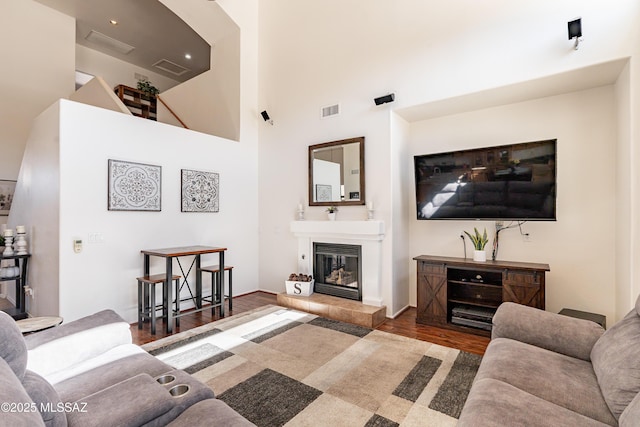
313,242,362,301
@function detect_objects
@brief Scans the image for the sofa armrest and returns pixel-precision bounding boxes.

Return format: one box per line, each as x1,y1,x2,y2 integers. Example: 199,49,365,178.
492,302,604,361
26,310,132,378
66,373,175,427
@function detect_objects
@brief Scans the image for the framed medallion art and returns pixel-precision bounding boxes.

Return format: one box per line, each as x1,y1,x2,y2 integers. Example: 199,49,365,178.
108,159,161,211
181,169,219,213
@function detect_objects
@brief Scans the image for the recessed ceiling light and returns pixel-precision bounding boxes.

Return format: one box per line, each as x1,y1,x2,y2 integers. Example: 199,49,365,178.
185,53,192,60
109,19,118,25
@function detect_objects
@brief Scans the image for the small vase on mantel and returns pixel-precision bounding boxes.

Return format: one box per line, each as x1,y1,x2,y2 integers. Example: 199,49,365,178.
326,206,338,221
473,250,487,262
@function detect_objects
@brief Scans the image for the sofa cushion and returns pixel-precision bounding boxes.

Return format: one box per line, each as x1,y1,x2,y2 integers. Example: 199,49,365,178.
167,399,256,427
0,357,45,427
458,378,612,427
591,309,640,420
620,391,640,427
0,311,28,379
476,337,616,425
54,352,172,403
22,370,67,427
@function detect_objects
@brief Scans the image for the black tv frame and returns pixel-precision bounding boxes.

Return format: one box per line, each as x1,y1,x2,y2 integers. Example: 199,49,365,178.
414,139,557,221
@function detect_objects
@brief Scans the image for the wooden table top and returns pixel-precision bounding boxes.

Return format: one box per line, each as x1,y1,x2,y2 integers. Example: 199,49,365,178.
141,245,227,257
16,316,63,333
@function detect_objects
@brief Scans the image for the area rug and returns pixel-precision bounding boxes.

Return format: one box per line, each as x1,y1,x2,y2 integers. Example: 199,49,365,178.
142,305,481,427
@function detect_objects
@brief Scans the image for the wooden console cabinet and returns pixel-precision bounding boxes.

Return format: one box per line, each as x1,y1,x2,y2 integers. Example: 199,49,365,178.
414,255,549,336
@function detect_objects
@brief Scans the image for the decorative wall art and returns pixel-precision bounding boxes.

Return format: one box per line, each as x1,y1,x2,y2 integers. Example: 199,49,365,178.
315,184,332,202
108,159,161,211
0,180,16,216
181,169,219,212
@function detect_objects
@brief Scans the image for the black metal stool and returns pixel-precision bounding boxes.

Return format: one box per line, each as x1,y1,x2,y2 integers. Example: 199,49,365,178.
199,265,234,316
137,273,181,335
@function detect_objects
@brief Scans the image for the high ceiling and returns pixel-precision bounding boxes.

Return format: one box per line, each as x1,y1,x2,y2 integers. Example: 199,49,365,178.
35,0,211,83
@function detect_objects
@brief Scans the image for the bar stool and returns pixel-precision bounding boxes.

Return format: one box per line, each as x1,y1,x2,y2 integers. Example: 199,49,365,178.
198,265,233,316
137,273,181,335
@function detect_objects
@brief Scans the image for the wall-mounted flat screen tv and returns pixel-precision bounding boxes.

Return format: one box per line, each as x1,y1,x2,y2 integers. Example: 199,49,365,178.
414,139,557,221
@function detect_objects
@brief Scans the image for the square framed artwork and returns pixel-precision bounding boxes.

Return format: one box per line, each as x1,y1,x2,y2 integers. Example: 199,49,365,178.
0,180,16,216
181,169,219,212
315,184,332,202
108,159,161,211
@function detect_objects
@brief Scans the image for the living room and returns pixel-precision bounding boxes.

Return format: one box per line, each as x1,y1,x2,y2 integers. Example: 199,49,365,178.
2,0,638,328
2,1,640,426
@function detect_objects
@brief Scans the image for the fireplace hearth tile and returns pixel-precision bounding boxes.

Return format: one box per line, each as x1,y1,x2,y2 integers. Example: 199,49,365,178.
277,293,386,328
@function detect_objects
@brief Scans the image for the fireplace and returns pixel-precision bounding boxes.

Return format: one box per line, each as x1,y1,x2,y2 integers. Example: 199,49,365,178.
313,242,362,301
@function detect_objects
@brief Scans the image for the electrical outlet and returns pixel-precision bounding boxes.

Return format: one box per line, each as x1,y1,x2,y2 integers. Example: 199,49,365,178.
24,286,34,297
73,239,83,253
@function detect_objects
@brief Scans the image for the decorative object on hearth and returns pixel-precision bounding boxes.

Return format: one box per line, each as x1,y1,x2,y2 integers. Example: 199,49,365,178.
285,273,314,296
181,169,219,212
108,159,161,211
464,227,488,262
326,206,338,221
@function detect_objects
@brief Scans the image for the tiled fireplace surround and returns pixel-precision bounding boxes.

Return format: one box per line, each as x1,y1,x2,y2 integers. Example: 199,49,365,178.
276,220,387,328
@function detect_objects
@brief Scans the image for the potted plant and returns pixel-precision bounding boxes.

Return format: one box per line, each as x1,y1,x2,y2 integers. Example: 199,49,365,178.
326,206,338,221
136,79,159,96
464,227,489,262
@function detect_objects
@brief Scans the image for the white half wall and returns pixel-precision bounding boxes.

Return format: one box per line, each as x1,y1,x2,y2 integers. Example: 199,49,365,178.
12,99,259,322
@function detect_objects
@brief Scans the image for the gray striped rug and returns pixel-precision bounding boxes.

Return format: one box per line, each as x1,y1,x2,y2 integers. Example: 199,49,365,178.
142,305,481,427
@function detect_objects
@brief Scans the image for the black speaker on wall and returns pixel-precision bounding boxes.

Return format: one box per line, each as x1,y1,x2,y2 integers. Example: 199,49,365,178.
374,93,395,105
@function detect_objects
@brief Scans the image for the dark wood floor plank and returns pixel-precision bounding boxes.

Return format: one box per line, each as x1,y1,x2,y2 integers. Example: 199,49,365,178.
130,292,489,355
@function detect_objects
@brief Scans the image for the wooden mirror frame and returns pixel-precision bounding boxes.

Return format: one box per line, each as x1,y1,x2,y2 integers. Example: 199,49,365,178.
308,136,365,207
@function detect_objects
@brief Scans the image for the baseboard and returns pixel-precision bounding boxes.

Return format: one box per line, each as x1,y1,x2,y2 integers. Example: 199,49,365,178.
390,304,413,319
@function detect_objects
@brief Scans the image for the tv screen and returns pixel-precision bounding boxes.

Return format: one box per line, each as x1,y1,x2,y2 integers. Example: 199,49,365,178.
414,139,557,221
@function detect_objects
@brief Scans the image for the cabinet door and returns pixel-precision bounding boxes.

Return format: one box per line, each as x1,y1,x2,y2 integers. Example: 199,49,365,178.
502,270,545,309
416,262,447,325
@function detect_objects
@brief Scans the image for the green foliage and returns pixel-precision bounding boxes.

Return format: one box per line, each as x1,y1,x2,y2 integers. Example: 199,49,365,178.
326,206,338,213
464,227,489,250
136,80,159,95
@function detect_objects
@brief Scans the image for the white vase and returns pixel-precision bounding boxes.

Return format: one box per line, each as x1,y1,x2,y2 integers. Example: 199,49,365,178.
327,212,336,221
473,249,487,262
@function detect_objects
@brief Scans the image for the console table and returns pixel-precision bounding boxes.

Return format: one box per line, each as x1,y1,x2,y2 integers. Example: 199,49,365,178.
141,245,227,333
414,255,549,336
0,253,30,320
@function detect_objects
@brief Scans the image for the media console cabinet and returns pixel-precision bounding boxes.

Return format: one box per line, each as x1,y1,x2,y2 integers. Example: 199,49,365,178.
414,255,550,337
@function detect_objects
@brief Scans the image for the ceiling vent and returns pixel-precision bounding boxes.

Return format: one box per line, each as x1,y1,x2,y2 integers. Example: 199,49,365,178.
153,59,190,76
85,30,135,55
321,103,340,119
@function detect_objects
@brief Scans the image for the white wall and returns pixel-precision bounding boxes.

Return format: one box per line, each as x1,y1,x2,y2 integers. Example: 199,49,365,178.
257,0,639,320
0,0,75,180
408,86,617,322
13,100,259,322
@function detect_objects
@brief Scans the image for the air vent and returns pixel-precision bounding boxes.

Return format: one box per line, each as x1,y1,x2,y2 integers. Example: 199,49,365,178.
85,30,135,54
152,59,190,77
321,104,340,119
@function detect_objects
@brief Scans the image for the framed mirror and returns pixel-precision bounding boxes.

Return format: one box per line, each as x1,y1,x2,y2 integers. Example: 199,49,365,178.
309,136,365,206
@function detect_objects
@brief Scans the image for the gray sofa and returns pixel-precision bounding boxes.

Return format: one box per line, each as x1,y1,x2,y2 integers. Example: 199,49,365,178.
0,309,254,427
458,298,640,426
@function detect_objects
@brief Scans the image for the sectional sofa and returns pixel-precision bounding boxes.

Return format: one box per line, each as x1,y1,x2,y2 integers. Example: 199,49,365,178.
458,297,640,426
0,309,253,426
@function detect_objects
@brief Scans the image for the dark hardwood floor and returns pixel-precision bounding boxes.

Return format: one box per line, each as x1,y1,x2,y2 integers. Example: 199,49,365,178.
130,291,489,355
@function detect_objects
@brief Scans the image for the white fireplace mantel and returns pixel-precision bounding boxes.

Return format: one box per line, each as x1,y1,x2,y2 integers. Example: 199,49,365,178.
290,220,386,307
